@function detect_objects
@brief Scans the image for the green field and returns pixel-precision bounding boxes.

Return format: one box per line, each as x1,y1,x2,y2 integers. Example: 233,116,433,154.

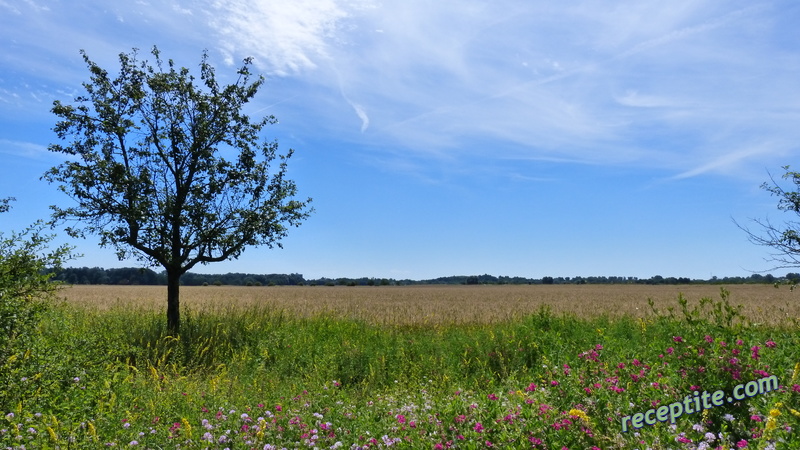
1,284,799,449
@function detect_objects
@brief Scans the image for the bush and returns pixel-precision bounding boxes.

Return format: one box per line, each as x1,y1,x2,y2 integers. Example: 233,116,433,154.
0,198,75,409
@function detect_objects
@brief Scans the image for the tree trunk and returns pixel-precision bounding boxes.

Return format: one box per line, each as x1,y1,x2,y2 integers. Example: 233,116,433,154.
166,269,180,334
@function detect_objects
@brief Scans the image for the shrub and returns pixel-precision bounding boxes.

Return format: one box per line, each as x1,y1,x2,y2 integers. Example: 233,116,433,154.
0,198,75,409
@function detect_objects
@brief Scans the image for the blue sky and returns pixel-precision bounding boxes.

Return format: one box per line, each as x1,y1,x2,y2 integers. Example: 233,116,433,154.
1,0,799,280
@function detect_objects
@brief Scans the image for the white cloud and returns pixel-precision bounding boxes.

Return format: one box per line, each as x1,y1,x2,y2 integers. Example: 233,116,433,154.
0,139,50,160
670,142,783,180
206,0,368,76
291,0,798,178
0,1,21,15
1,0,798,181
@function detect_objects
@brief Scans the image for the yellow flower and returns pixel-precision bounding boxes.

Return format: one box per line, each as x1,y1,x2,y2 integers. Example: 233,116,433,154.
770,408,781,418
181,417,192,439
790,409,800,418
569,408,590,422
47,426,58,442
766,416,777,431
87,421,98,441
257,418,267,439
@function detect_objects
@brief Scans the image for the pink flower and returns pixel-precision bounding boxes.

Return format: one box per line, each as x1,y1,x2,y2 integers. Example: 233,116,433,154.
487,394,498,401
737,439,748,448
704,335,713,343
525,383,537,392
396,414,406,424
474,422,484,433
673,336,683,343
766,340,777,348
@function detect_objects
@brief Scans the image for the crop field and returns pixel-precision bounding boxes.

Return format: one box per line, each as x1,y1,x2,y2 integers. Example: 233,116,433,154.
59,283,800,325
2,284,799,449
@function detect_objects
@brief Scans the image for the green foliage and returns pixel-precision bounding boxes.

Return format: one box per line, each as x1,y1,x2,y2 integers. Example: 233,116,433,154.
0,199,75,410
43,46,312,331
647,286,744,330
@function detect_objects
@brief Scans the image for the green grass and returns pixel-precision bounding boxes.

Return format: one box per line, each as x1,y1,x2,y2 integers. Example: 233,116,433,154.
1,288,799,448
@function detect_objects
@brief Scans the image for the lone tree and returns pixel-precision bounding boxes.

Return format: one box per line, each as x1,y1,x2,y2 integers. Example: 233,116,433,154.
44,47,312,332
737,165,800,271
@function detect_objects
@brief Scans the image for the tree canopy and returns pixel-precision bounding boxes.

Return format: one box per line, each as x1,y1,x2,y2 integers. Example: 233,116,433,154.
43,46,312,331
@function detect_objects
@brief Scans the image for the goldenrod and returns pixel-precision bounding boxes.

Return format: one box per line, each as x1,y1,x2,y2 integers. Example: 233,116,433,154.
181,417,192,439
88,421,98,441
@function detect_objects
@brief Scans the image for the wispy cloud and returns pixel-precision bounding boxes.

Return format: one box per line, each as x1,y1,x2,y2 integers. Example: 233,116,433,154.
2,0,798,181
205,0,369,75
0,139,51,160
671,141,792,180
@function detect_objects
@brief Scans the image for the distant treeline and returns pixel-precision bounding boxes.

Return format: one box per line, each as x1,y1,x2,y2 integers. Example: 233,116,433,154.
48,267,800,287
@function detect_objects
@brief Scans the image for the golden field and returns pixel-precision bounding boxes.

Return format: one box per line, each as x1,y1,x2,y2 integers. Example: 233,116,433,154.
57,283,799,326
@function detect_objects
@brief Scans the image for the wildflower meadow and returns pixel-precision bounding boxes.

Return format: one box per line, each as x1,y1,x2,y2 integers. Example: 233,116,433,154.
1,285,799,449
